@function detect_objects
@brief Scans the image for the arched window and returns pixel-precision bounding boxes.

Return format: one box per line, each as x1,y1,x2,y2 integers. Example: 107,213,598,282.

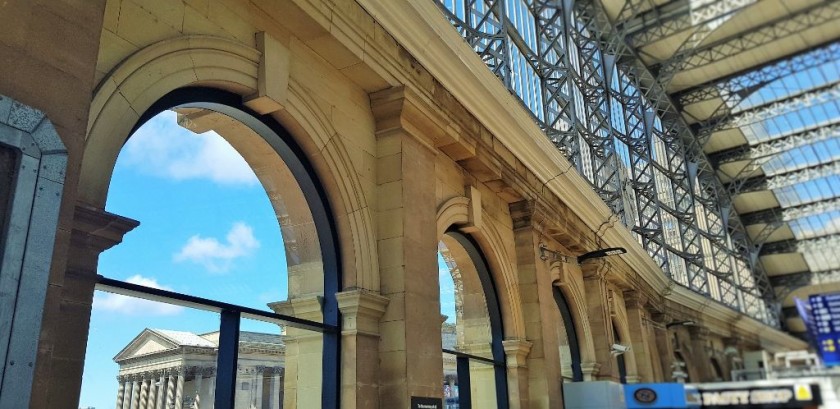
553,288,583,381
80,88,340,409
438,230,509,409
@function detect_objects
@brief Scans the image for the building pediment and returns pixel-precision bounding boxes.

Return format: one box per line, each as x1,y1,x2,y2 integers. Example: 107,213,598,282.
113,329,182,362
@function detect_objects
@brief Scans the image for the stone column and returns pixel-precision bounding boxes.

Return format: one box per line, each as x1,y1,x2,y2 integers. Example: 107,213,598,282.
174,369,185,409
156,372,166,409
254,368,263,409
336,290,389,409
116,376,127,409
194,370,203,409
122,378,133,409
147,373,158,409
624,291,655,383
130,377,141,409
207,370,216,406
581,260,618,382
270,368,282,409
371,87,444,407
138,377,149,409
503,339,533,409
165,372,176,408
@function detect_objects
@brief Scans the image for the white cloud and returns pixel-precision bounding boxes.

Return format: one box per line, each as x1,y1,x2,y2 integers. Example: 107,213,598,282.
121,110,258,185
174,222,260,272
93,275,183,315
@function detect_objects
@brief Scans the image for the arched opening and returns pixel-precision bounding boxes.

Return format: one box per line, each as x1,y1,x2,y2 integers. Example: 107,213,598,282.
553,287,583,382
79,88,341,409
613,321,627,384
438,230,509,409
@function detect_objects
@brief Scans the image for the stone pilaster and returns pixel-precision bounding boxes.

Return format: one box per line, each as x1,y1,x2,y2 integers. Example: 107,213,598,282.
581,260,618,382
36,204,138,408
270,296,323,409
624,291,655,383
371,86,443,408
509,200,564,408
503,339,533,409
651,313,677,382
336,289,389,409
688,326,714,382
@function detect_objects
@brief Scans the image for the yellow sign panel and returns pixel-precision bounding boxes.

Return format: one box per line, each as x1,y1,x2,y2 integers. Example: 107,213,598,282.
795,384,813,401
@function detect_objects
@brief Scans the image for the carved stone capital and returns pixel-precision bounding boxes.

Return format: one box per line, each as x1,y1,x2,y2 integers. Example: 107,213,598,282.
623,290,648,310
336,289,389,337
502,339,533,368
580,361,601,381
69,204,139,271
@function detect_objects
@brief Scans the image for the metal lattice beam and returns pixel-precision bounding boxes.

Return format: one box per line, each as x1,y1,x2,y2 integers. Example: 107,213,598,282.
740,198,840,226
625,0,756,48
676,40,840,107
709,122,840,166
761,233,840,255
656,1,840,81
729,160,840,195
696,80,840,138
772,269,840,299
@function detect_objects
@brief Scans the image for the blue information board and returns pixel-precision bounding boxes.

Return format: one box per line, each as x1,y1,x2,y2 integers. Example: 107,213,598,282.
809,293,840,366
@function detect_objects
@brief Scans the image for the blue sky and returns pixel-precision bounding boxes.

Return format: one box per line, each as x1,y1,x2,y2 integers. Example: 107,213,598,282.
78,111,457,408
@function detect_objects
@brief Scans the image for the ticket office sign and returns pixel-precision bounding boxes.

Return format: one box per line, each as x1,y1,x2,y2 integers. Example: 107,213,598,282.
697,384,820,408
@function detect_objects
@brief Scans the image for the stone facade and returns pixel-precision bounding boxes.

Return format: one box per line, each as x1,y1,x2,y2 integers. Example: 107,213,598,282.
0,0,808,408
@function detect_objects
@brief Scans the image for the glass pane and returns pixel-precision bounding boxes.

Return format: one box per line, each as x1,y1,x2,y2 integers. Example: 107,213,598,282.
236,317,322,408
80,291,219,409
104,109,324,316
468,360,498,407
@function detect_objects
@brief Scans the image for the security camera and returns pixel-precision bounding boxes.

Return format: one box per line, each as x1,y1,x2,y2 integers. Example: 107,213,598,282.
611,343,630,355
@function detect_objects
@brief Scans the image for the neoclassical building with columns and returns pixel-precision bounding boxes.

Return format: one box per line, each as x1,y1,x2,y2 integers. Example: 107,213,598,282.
114,329,285,409
0,0,817,408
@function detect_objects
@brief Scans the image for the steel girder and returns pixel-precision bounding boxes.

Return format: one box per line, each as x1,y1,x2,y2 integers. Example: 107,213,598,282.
568,0,625,215
614,63,672,278
772,269,840,301
761,233,840,255
624,0,756,49
676,41,840,108
432,0,777,324
710,122,840,166
696,80,840,138
740,198,840,226
586,0,774,319
655,0,840,82
728,160,840,195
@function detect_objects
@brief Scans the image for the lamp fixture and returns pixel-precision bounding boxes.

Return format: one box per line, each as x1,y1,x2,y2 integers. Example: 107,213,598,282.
539,244,628,264
666,320,696,329
577,247,627,263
